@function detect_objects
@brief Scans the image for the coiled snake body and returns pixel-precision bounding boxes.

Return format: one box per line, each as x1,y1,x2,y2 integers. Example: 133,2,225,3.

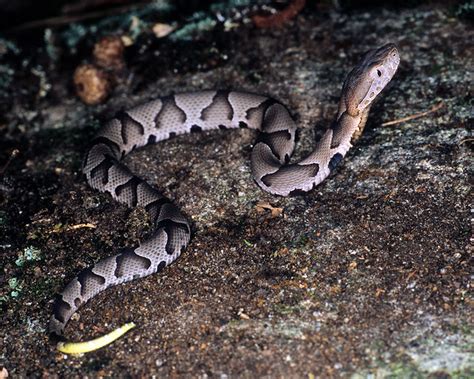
50,44,400,353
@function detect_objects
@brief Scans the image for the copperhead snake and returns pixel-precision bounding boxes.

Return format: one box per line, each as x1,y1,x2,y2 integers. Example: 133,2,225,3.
49,43,400,353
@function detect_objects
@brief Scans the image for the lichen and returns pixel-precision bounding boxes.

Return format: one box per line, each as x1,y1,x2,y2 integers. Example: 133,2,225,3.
15,246,42,267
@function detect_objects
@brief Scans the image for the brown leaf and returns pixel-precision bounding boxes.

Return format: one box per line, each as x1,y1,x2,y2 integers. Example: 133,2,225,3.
375,288,385,298
348,261,357,271
255,201,283,218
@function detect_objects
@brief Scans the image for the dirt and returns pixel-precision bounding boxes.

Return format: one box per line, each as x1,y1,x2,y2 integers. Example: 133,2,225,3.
0,2,472,377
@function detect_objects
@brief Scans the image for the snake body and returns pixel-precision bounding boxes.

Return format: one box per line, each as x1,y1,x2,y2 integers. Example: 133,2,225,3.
50,44,400,353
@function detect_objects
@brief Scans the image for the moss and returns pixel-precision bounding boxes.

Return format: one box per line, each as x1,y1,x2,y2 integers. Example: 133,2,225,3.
15,246,42,267
7,277,22,298
170,17,217,42
0,64,14,91
451,369,474,379
455,1,474,21
0,210,7,227
272,303,302,316
357,327,474,377
0,37,20,56
59,1,176,52
353,361,429,378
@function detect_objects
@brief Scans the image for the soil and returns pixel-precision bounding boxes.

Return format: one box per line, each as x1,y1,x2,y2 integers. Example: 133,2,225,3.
0,2,472,377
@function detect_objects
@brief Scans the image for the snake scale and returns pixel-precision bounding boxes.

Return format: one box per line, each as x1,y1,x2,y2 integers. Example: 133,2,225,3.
49,43,400,353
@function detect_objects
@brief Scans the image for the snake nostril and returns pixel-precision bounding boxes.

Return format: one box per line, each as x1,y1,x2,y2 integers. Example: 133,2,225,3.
377,69,382,77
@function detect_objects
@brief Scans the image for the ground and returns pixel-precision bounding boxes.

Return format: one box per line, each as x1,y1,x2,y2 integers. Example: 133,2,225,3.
0,2,472,377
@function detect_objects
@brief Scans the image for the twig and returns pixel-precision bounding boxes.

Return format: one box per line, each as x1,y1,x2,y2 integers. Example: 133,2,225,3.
381,102,444,127
0,149,19,175
253,0,306,29
67,223,97,230
51,223,96,233
62,0,135,15
6,1,151,33
459,138,474,145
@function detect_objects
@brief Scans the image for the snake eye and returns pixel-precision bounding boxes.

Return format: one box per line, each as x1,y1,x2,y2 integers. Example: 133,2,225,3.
376,69,382,77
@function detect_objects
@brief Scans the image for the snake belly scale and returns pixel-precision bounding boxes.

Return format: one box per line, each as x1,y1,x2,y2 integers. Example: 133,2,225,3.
49,43,400,353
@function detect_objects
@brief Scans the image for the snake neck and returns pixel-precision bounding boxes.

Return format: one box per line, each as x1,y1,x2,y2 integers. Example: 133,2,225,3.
335,99,371,145
350,105,371,143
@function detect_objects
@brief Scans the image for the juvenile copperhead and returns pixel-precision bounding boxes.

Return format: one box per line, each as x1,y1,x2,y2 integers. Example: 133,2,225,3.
49,43,400,353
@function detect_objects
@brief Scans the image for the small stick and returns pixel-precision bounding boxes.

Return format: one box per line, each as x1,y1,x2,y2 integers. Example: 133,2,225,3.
6,1,151,33
62,0,133,15
0,149,19,175
459,138,474,145
381,102,444,126
67,223,97,230
51,223,96,233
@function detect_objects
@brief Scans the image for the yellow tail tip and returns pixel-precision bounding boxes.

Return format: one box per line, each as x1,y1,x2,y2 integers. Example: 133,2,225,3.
57,322,136,354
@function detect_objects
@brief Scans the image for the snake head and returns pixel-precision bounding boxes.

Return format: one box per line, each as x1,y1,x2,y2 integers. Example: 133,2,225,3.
341,43,400,116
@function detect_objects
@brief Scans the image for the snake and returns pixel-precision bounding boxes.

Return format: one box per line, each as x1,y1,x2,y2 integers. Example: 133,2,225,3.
49,43,400,354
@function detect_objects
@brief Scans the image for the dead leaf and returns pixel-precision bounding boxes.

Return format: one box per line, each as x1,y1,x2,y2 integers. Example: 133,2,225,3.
152,23,175,38
329,285,341,294
375,288,385,298
121,35,133,47
255,201,283,218
0,367,8,379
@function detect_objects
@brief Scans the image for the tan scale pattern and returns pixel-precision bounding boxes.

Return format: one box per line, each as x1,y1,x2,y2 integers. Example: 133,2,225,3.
156,203,190,227
136,181,163,207
154,98,187,139
200,92,234,129
96,119,126,154
83,143,117,180
102,164,134,199
174,91,216,129
120,116,146,152
90,256,118,284
126,99,163,136
228,92,268,128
